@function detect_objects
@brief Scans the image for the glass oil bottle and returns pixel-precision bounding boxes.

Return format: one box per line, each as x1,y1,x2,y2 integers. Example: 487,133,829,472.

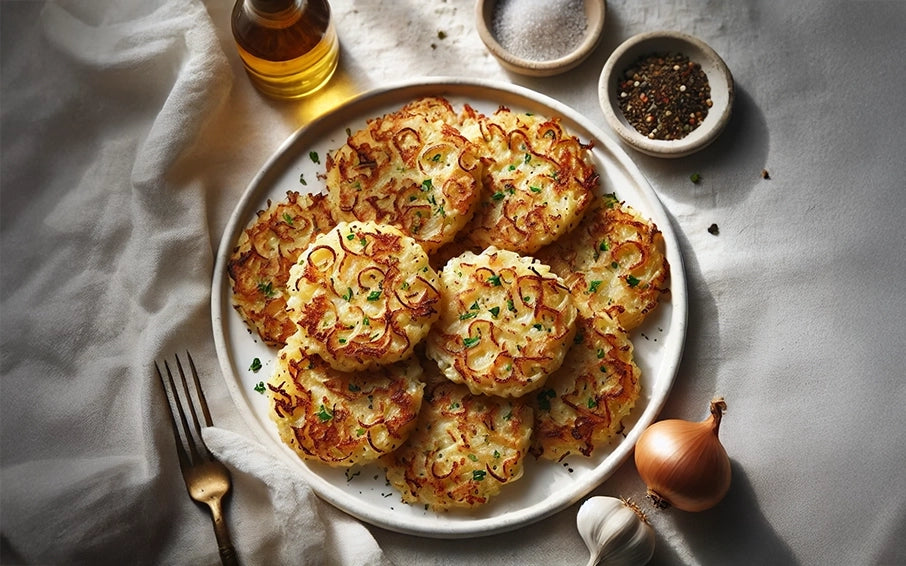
232,0,339,99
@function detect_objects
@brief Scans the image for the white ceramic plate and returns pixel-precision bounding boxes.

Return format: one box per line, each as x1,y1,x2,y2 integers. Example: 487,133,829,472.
211,78,687,538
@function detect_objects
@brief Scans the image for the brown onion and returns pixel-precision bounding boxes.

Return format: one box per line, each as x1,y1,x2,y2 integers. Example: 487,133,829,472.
634,397,731,512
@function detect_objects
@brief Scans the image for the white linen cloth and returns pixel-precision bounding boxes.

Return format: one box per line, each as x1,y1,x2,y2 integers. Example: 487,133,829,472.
2,1,905,565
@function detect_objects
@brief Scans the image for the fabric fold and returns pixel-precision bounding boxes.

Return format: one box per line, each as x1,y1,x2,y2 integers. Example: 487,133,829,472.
203,427,392,566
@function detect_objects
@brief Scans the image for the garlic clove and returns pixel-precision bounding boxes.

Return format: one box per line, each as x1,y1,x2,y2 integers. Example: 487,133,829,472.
577,496,655,566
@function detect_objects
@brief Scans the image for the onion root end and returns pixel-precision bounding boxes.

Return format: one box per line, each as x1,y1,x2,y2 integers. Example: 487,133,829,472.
646,488,670,510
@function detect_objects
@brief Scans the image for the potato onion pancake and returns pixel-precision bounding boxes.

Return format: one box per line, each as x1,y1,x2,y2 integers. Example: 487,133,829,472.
426,247,577,398
536,194,670,331
228,191,335,347
286,221,441,372
268,333,424,467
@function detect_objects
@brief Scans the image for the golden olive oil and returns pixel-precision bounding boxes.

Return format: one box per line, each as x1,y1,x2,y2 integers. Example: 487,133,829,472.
232,0,339,99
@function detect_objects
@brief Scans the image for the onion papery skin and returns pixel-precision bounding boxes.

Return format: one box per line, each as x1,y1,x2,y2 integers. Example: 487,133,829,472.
634,398,731,512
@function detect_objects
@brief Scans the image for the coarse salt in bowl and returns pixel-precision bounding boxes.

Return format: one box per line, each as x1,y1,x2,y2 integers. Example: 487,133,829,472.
599,31,734,158
476,0,606,77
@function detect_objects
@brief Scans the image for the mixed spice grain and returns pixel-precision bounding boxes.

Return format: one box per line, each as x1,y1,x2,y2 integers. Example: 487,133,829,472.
617,53,712,140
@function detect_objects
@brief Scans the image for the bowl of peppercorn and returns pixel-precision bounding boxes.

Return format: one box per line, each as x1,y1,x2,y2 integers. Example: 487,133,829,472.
598,30,734,158
476,0,606,77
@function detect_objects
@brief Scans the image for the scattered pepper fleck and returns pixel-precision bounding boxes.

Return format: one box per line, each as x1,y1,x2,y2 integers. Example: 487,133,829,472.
761,168,771,180
690,172,702,184
437,30,447,40
708,223,720,235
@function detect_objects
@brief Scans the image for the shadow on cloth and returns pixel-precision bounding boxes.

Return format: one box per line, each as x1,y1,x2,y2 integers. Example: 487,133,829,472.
634,85,770,209
649,460,799,565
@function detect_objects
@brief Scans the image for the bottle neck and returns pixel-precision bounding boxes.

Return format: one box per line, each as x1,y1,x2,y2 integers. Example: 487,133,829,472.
244,0,303,28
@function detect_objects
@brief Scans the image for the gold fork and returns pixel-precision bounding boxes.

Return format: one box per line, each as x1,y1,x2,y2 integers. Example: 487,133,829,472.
156,352,239,566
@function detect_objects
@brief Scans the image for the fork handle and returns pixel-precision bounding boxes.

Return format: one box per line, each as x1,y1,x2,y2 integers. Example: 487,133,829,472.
208,499,239,566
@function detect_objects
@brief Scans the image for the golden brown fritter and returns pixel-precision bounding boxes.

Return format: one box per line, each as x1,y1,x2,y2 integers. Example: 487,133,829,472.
286,221,441,371
325,97,484,253
535,194,670,331
381,370,532,510
531,313,640,460
426,247,577,398
228,191,335,347
267,332,425,467
456,104,598,254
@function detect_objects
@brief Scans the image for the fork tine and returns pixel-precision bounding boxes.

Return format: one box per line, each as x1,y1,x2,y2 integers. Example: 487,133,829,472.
173,354,206,463
185,351,214,428
155,360,191,470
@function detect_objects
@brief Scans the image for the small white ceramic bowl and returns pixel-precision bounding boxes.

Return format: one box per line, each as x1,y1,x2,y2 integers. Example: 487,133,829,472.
598,31,734,158
476,0,606,77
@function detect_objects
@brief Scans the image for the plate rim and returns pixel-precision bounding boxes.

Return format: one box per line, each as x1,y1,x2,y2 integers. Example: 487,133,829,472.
211,77,687,538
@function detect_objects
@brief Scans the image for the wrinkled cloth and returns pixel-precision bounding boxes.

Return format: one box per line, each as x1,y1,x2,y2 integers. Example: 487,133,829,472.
1,1,386,564
3,1,906,565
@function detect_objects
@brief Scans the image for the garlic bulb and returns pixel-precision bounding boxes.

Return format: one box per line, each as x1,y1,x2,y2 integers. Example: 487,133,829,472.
577,496,655,566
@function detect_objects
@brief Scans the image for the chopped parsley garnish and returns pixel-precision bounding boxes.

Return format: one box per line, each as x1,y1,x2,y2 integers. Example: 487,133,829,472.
249,357,262,372
588,280,602,293
537,389,556,411
431,153,442,162
253,381,265,394
488,306,500,317
626,275,641,288
342,288,353,301
491,191,505,201
257,281,276,298
309,151,320,164
421,178,433,191
587,397,598,408
487,274,502,286
367,290,381,301
529,186,541,193
599,240,609,251
282,212,294,226
472,470,487,481
463,335,481,348
346,233,356,240
690,172,702,184
299,173,307,186
316,404,333,422
459,311,479,320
